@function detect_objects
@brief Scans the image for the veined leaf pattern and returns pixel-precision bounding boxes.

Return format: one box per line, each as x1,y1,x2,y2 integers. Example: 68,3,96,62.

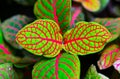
63,22,112,55
16,19,62,57
34,0,71,34
0,28,21,64
1,15,33,49
94,18,120,41
98,44,120,70
32,53,80,79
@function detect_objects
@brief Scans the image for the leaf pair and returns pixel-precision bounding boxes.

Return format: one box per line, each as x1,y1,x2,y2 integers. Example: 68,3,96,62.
16,19,112,57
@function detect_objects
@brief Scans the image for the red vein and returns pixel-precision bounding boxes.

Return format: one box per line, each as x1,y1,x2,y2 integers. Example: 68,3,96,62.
0,44,11,54
59,68,71,79
42,66,54,79
36,2,52,19
70,7,81,28
7,25,19,31
55,53,61,79
33,60,55,77
52,0,59,24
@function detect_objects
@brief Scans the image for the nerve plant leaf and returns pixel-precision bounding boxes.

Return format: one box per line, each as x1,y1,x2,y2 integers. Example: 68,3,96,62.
98,43,120,70
34,0,71,34
0,63,18,79
0,28,21,64
63,22,112,55
94,18,120,41
32,53,80,79
0,29,10,55
1,15,33,49
73,0,100,12
85,64,109,79
0,42,21,64
16,19,63,57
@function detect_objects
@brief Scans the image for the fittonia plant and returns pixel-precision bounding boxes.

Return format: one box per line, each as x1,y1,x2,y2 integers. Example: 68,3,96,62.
94,18,120,73
15,0,113,79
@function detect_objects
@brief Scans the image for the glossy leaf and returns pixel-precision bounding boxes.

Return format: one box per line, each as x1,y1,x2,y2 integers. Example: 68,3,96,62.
1,15,33,49
94,18,120,41
98,43,120,70
0,63,18,79
113,58,120,73
85,64,109,79
16,19,62,57
34,0,71,34
32,53,80,79
63,22,112,55
73,0,100,12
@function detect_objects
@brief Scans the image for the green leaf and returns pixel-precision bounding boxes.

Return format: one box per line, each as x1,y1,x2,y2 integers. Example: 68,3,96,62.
1,15,33,49
0,63,18,79
98,43,120,70
34,0,71,34
63,21,112,55
85,64,101,79
32,53,80,79
94,18,120,41
0,27,21,64
85,64,109,79
16,19,62,57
